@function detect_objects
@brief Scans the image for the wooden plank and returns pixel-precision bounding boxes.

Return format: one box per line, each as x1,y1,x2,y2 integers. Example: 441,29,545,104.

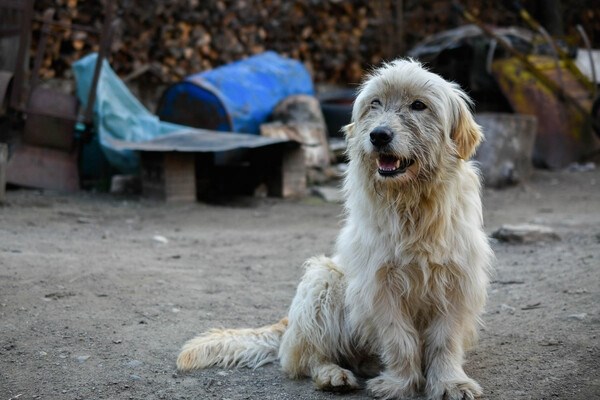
0,143,7,202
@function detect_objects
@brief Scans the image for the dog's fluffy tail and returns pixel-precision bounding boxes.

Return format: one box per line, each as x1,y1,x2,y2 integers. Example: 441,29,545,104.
176,318,288,371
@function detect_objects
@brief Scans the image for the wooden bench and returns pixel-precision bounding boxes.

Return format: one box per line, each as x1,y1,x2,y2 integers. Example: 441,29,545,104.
115,129,305,202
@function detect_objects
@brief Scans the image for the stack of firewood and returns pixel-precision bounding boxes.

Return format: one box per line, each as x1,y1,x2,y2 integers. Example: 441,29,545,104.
30,0,599,86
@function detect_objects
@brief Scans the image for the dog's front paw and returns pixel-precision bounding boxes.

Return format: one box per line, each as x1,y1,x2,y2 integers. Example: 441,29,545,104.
367,372,420,399
427,378,482,400
313,364,360,392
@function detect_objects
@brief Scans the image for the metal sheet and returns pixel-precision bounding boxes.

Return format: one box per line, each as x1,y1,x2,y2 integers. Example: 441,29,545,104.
23,87,77,150
6,144,79,191
492,56,598,168
108,129,295,153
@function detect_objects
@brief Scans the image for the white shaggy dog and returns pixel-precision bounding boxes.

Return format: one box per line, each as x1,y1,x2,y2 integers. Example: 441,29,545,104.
177,59,493,400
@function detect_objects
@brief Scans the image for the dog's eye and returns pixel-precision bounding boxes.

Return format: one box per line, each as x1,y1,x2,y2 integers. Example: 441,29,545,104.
370,99,382,108
410,100,427,111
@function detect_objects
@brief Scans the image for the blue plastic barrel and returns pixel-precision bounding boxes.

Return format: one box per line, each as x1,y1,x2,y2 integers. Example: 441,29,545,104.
157,51,314,134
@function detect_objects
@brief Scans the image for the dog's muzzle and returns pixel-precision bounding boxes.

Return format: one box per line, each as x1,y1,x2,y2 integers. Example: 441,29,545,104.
370,127,414,177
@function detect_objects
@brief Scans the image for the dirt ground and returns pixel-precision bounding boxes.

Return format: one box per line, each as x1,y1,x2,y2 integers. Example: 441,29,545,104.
1,167,599,400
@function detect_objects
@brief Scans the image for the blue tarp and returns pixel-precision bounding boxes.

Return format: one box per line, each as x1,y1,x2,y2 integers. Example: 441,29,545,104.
74,51,314,174
73,53,185,173
158,51,314,134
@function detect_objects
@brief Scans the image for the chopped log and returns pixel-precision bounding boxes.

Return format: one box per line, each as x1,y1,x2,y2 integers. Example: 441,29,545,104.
262,94,331,169
23,1,600,98
271,94,328,127
261,121,330,169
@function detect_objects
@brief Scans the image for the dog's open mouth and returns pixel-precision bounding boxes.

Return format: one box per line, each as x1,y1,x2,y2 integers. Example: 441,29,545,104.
376,155,414,177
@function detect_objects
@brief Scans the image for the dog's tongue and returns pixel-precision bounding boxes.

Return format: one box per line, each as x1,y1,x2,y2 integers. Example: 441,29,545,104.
377,155,400,171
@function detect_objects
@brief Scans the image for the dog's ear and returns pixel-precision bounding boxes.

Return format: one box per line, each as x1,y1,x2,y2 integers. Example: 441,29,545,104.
451,91,483,160
342,122,355,139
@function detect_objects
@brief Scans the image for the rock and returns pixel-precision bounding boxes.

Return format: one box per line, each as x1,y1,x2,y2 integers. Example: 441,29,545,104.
500,304,516,314
539,339,562,346
152,235,169,244
311,186,344,203
75,355,91,363
567,162,596,172
474,113,537,188
491,224,560,244
567,313,587,321
125,359,143,368
110,175,141,194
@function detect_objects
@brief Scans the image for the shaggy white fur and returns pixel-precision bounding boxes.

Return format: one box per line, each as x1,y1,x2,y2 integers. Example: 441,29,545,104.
177,59,493,400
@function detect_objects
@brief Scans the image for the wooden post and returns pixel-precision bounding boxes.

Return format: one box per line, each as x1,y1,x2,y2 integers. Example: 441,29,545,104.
281,145,307,198
266,144,306,198
140,152,196,202
0,144,7,202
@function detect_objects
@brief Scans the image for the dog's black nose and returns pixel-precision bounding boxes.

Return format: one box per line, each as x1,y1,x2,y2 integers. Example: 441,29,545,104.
370,127,394,148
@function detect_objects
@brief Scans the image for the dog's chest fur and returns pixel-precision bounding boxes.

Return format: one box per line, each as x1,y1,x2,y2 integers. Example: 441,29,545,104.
335,164,488,347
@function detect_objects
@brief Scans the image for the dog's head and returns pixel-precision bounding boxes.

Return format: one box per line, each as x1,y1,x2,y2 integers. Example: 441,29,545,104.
344,59,482,187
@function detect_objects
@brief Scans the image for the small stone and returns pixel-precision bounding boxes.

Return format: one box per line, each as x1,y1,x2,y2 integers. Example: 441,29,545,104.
216,371,228,377
126,359,143,368
567,162,595,172
311,185,344,203
130,374,142,381
153,235,169,244
491,224,560,244
567,313,587,321
564,288,588,295
500,304,516,314
540,339,561,346
76,355,91,363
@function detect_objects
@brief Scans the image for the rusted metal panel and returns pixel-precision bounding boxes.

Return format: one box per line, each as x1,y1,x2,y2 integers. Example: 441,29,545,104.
23,87,77,150
6,144,79,191
492,56,599,168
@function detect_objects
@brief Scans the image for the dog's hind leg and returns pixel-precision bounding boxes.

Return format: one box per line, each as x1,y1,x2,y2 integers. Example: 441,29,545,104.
279,256,359,392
